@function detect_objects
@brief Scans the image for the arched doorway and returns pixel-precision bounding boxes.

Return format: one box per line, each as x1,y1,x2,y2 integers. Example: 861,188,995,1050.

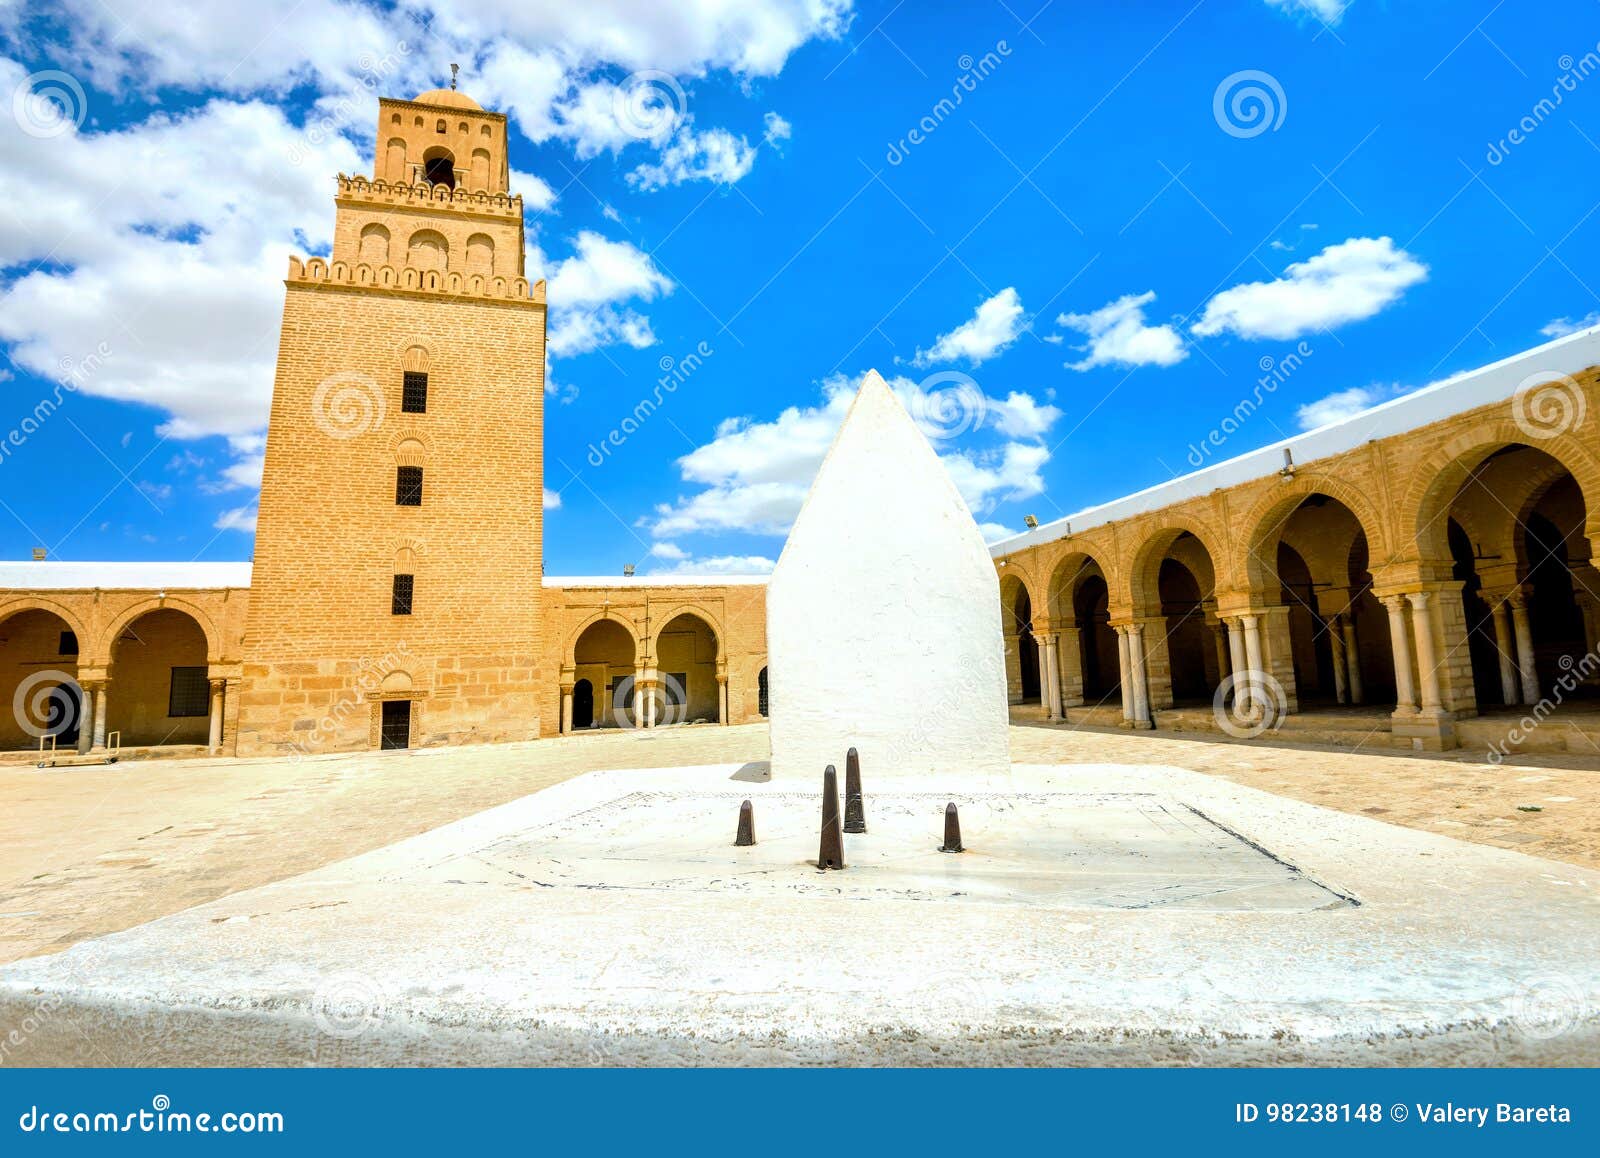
0,607,83,750
572,618,637,728
654,612,720,724
1074,573,1119,703
571,678,595,730
109,608,210,747
1246,492,1392,714
1129,528,1220,711
1000,576,1039,705
1436,444,1596,712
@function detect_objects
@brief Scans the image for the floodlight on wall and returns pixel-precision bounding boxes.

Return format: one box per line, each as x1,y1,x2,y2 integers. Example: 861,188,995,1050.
1023,514,1039,529
1279,447,1296,479
623,564,635,577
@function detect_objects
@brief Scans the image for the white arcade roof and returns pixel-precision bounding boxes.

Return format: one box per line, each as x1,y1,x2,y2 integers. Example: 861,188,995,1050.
988,322,1600,556
0,561,252,590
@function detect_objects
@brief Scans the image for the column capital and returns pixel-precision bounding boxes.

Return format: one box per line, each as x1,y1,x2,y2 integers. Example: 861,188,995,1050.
1406,590,1432,610
1508,586,1531,611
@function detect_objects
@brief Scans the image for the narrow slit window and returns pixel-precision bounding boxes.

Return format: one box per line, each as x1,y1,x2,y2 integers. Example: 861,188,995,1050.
396,465,423,506
392,573,414,615
402,371,428,413
58,630,78,656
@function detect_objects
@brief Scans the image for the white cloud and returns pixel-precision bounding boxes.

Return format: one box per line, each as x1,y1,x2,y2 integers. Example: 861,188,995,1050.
647,370,1060,539
1055,291,1187,372
1264,0,1347,22
910,288,1027,367
763,111,792,146
650,541,688,560
213,506,258,533
1192,237,1428,341
627,121,758,190
977,521,1014,543
1540,312,1600,339
649,552,776,576
539,231,674,356
543,487,562,509
1295,383,1408,430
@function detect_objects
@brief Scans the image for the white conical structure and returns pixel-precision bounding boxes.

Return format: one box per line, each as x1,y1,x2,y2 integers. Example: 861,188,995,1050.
767,370,1011,780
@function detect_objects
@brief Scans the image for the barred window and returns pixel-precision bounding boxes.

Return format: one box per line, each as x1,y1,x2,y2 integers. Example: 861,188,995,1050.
402,371,428,414
396,466,423,506
58,630,78,656
392,573,414,615
168,666,209,717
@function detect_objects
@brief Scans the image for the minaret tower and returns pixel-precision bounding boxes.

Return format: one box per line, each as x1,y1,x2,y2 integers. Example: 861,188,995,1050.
239,84,547,755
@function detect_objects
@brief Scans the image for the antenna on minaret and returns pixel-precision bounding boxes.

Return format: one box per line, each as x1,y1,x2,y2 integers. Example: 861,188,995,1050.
449,62,459,91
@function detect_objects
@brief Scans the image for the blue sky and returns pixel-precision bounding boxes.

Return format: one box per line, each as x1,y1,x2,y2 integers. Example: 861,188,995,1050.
2,0,1599,575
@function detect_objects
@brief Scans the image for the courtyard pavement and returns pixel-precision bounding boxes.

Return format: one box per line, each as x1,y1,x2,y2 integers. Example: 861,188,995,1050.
1,720,1595,964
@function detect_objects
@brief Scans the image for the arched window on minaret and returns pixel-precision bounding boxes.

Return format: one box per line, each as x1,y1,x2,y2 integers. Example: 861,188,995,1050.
421,146,456,189
406,229,447,273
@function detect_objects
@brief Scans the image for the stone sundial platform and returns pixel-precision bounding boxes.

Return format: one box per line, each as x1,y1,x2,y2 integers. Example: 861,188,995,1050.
3,760,1598,1066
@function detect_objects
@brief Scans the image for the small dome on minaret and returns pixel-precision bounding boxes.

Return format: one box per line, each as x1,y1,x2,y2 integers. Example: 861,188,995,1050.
410,87,483,111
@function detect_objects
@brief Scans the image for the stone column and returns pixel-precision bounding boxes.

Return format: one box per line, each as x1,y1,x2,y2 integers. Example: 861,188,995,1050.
1509,590,1539,704
208,679,225,754
560,684,574,734
717,673,729,725
1223,617,1248,714
1127,623,1152,727
1490,602,1519,705
1037,633,1061,720
633,664,649,728
1407,591,1444,711
1240,614,1265,715
1058,629,1084,708
1115,626,1134,722
92,682,109,750
1211,623,1231,683
1003,632,1023,704
76,684,94,755
1381,596,1416,712
1328,615,1350,705
1341,617,1364,704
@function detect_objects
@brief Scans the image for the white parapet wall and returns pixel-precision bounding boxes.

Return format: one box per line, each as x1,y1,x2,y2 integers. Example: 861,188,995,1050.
766,370,1012,780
